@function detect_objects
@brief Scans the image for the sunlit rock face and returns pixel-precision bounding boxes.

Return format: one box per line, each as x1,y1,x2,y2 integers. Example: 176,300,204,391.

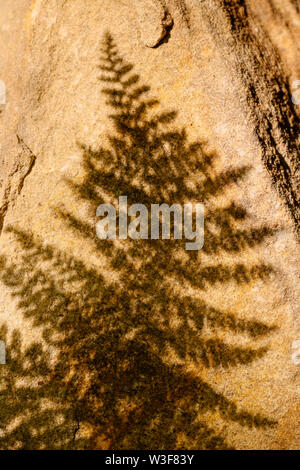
0,0,299,450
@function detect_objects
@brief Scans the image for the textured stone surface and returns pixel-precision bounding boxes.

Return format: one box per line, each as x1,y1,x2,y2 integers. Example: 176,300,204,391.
134,0,173,47
0,0,299,450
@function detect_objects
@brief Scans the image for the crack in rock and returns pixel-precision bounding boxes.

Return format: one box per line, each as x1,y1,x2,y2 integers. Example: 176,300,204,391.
16,135,37,195
135,0,173,47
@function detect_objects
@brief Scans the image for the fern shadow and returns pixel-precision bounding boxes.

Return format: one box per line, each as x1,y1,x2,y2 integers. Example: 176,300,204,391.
0,33,279,450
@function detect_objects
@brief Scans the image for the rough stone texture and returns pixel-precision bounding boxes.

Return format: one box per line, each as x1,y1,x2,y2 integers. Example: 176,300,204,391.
0,0,299,450
134,0,173,47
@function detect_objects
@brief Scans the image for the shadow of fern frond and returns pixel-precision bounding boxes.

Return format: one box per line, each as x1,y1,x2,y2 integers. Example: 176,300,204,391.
0,33,278,450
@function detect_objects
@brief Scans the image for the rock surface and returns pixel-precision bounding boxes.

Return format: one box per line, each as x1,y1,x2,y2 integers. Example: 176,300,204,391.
135,0,173,48
0,0,299,450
